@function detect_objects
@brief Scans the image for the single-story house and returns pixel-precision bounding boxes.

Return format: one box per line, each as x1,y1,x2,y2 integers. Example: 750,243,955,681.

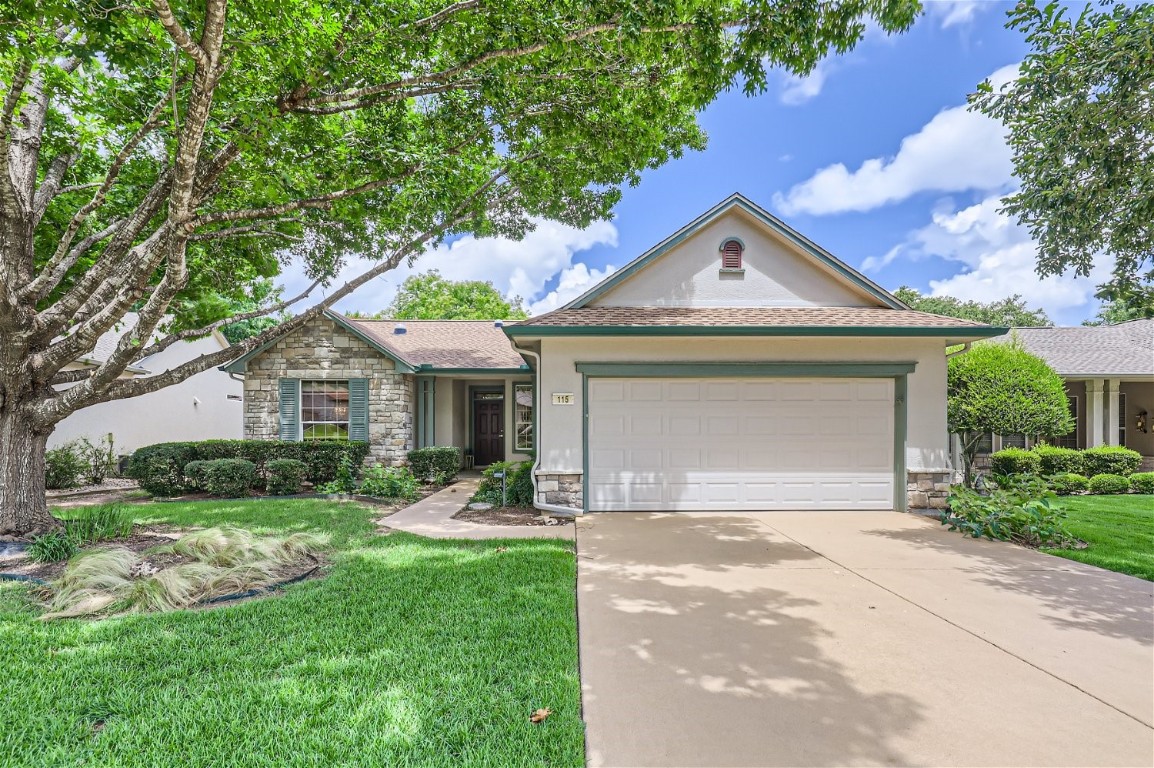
976,322,1154,471
51,313,242,454
225,194,1005,512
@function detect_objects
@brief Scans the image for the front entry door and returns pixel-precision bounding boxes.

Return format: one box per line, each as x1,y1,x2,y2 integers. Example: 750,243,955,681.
474,397,505,466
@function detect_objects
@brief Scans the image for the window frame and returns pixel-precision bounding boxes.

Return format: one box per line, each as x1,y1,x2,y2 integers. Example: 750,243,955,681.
513,382,534,452
1119,392,1127,447
300,379,352,441
1055,395,1079,449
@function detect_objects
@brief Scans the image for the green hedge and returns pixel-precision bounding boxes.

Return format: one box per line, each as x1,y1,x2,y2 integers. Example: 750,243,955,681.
127,440,371,497
1129,472,1154,495
266,459,308,496
989,447,1040,477
203,459,257,498
1031,445,1084,475
407,446,461,484
1081,446,1142,477
1048,472,1089,496
1087,473,1130,495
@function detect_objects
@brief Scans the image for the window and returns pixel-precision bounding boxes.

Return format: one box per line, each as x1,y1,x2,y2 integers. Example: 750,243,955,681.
1000,433,1028,449
720,238,744,270
1055,396,1079,449
514,383,534,451
301,380,350,439
1119,392,1127,447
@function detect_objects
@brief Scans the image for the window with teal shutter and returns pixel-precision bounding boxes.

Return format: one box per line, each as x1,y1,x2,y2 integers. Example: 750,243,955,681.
278,379,300,441
348,379,369,442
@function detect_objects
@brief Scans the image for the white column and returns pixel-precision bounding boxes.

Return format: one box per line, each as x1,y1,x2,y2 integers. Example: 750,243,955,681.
1085,379,1106,447
1106,379,1121,446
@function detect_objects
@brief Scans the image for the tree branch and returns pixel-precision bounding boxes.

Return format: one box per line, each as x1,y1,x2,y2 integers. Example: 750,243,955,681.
402,0,481,31
31,152,77,225
150,0,211,69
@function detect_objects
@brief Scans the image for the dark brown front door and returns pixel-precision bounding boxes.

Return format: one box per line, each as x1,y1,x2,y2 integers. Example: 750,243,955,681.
473,397,505,466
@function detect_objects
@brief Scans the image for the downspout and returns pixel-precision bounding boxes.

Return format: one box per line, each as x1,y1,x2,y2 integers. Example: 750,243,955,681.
945,342,972,359
509,339,579,517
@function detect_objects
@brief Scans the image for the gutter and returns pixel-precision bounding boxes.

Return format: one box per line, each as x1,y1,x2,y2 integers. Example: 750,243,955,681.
945,342,972,358
508,339,580,518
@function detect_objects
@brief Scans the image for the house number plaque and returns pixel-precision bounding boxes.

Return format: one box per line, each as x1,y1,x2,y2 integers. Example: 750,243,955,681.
551,393,575,405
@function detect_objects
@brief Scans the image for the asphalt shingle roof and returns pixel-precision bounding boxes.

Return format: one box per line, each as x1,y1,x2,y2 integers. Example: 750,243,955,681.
510,306,995,329
997,320,1154,377
343,318,527,370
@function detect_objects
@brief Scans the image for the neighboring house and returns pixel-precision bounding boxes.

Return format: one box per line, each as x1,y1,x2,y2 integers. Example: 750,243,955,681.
978,322,1154,471
227,193,1004,513
50,314,243,454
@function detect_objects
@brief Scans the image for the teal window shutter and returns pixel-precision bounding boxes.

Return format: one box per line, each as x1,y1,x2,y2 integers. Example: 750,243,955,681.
348,379,370,442
279,379,300,441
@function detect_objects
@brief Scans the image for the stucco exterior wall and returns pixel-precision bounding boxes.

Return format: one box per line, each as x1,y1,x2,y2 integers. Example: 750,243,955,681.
1120,380,1154,457
534,336,951,481
589,208,876,309
242,316,413,465
49,334,242,454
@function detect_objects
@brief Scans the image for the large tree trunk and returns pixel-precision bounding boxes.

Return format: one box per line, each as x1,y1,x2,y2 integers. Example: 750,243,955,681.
0,404,58,537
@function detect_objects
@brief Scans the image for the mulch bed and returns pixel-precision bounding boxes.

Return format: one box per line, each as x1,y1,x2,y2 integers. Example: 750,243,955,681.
453,505,573,527
1,526,186,582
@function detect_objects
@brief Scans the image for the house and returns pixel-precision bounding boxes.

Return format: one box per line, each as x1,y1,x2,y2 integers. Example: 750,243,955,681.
979,322,1154,471
50,313,243,454
225,194,1005,512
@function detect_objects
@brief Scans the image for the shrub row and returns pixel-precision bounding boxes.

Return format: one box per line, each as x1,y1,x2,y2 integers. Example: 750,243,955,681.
407,446,461,484
990,444,1143,478
1046,472,1154,496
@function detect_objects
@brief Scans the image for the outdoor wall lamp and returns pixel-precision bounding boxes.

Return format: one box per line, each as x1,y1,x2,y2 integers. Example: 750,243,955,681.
1137,410,1148,434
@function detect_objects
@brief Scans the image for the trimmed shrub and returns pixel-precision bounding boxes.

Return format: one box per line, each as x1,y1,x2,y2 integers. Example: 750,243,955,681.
942,474,1074,548
989,447,1041,477
407,446,461,484
183,460,213,491
134,455,185,496
203,459,257,498
1087,473,1130,495
45,443,87,490
1048,472,1089,496
1032,444,1084,475
266,459,308,496
1081,446,1142,477
359,465,419,500
1129,472,1154,495
475,460,534,507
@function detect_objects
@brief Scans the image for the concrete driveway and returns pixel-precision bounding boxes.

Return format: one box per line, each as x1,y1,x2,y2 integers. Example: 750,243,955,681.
575,511,1154,767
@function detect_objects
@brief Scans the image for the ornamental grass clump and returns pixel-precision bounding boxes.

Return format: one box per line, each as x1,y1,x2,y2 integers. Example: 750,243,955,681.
41,528,328,620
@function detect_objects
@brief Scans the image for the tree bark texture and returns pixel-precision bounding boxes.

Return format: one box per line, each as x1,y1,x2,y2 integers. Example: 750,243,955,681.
0,404,58,537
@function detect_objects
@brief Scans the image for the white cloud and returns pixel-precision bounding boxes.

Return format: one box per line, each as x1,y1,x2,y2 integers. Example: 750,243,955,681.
924,0,989,29
779,61,831,106
528,262,618,315
278,218,618,317
774,64,1020,216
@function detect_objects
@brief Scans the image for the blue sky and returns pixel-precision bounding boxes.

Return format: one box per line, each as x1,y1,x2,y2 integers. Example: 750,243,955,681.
290,0,1108,326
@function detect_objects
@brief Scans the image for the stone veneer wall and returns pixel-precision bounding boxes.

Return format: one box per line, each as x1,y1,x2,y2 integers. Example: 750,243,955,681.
536,472,583,511
907,470,951,513
243,316,414,465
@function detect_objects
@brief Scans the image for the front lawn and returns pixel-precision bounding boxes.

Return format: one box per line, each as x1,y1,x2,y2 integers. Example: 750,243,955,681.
0,500,583,767
1044,495,1154,581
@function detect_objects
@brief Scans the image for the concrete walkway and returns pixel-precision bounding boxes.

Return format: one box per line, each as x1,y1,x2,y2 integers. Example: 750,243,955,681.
382,477,574,540
576,511,1153,767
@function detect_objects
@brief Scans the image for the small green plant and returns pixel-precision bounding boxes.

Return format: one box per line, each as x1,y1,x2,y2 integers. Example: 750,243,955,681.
1081,446,1142,477
1087,473,1130,495
1129,472,1154,495
75,435,117,485
407,446,461,484
203,459,257,498
266,459,308,495
62,504,134,543
359,464,420,500
1047,472,1089,496
988,447,1041,477
45,443,86,490
942,474,1075,548
28,531,79,563
1031,444,1083,475
474,460,534,507
317,454,358,494
183,460,213,491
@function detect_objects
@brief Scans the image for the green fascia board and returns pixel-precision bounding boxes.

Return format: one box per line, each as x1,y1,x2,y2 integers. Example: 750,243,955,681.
506,325,1008,339
575,362,918,378
564,192,908,311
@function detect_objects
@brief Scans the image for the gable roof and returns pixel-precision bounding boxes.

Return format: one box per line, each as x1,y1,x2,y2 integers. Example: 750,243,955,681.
564,193,908,311
997,321,1154,377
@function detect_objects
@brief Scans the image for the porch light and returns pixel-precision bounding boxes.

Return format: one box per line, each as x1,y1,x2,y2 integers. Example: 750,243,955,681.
1137,410,1149,434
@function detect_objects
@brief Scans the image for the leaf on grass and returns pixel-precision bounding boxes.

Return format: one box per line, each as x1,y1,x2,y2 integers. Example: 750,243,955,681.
496,546,508,553
530,708,552,723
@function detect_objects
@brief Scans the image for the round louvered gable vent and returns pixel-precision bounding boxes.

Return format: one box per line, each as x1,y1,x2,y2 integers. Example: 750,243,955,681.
720,238,744,269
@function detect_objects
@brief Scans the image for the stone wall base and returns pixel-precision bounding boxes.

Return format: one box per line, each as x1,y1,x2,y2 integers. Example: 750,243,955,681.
536,473,583,511
907,470,952,512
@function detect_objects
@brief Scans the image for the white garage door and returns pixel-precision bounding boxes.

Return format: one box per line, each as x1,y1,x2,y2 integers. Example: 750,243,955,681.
587,377,895,511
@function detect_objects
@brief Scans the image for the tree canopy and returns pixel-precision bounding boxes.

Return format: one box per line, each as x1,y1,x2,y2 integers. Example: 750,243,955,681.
971,1,1154,317
893,286,1051,327
350,271,527,321
1083,296,1145,327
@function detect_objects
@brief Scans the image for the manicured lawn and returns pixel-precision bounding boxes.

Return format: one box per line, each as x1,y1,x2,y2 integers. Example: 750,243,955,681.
1044,495,1154,581
0,500,583,767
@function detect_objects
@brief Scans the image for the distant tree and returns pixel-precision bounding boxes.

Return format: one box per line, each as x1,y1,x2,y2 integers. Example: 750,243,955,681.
971,1,1154,318
948,340,1073,486
362,271,528,320
894,287,1051,327
1083,297,1144,327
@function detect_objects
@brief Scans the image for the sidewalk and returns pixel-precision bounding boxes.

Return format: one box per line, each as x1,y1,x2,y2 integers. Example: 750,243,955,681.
382,477,574,540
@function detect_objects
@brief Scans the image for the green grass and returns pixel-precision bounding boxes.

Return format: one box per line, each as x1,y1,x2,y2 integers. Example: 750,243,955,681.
1,500,583,767
1044,495,1154,580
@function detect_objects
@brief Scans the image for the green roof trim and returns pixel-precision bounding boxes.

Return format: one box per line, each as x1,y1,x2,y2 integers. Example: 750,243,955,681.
506,325,1008,339
564,192,908,311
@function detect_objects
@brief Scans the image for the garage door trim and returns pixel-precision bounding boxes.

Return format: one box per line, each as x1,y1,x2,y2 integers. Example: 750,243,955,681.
578,361,914,514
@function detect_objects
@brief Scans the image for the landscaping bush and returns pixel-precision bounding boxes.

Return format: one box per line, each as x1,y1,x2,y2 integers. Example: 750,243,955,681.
44,443,86,490
61,504,134,543
133,455,185,496
359,465,420,500
317,454,358,495
183,460,213,491
202,459,258,498
1047,472,1089,496
75,435,118,485
989,447,1041,477
28,531,78,563
1031,444,1083,475
266,459,308,495
942,474,1074,547
1087,473,1130,495
1081,446,1142,477
1129,472,1154,495
475,460,534,507
407,446,461,484
509,461,534,507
